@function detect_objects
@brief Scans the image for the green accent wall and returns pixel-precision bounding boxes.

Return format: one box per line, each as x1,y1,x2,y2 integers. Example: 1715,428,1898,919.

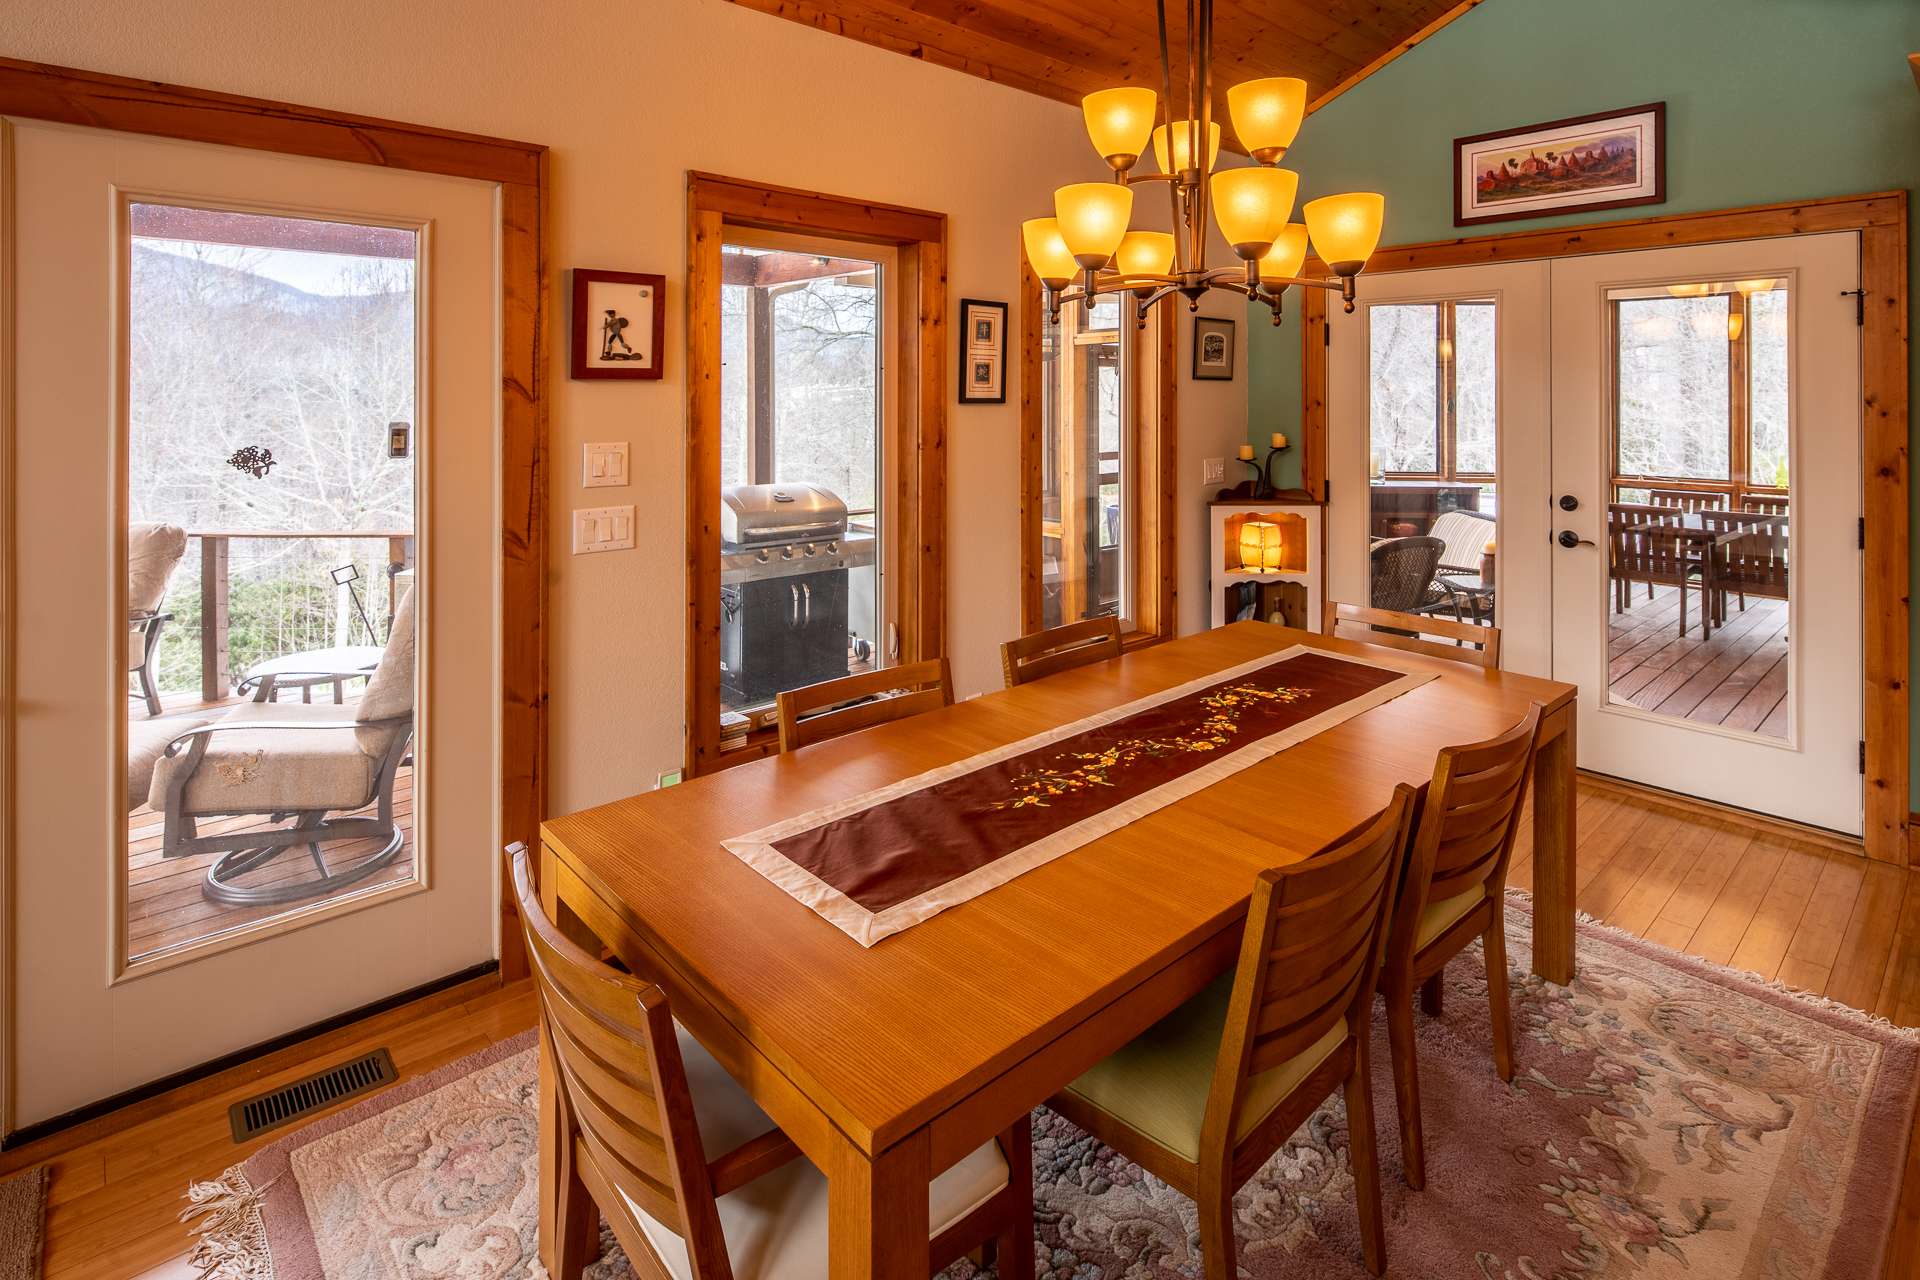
1247,0,1920,789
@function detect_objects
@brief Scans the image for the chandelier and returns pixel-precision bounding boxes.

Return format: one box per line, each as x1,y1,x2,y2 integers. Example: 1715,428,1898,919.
1021,0,1385,328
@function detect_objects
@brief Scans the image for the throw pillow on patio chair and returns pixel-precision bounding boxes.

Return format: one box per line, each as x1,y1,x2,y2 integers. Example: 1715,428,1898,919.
148,587,416,907
128,522,188,717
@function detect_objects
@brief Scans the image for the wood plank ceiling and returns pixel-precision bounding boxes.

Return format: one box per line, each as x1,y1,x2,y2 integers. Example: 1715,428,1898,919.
723,0,1485,149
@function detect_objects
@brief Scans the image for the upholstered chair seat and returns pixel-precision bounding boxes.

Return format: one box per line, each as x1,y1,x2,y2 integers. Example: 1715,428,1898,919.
625,1023,1010,1280
1060,970,1347,1164
1415,883,1486,951
149,701,384,814
127,716,207,811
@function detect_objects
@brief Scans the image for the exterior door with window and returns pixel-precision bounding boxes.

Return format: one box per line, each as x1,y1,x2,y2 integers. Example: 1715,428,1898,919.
1549,235,1862,833
4,119,499,1128
1328,261,1552,674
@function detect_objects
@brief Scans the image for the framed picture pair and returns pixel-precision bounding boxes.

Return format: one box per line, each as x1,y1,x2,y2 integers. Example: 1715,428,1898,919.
958,297,1007,404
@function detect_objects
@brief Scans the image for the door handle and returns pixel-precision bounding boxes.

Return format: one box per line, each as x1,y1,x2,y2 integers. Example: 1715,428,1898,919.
1557,530,1596,549
801,582,812,625
1558,494,1581,512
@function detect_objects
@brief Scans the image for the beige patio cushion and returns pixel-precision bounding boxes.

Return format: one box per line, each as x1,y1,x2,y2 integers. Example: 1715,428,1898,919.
355,585,415,755
128,522,188,670
129,522,188,615
149,702,379,815
128,716,207,812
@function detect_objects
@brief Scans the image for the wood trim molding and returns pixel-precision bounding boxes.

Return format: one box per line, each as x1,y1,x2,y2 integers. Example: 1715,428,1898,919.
684,174,948,775
1299,191,1910,863
1017,260,1177,642
0,58,550,990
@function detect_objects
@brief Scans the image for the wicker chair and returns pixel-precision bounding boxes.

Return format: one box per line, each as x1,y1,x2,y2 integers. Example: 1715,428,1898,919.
1369,536,1446,614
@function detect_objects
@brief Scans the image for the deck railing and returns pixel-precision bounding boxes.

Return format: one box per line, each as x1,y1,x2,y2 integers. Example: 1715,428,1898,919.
187,530,413,701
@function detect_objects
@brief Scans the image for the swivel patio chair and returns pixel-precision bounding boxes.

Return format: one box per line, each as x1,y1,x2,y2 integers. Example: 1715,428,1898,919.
148,586,416,906
128,522,189,717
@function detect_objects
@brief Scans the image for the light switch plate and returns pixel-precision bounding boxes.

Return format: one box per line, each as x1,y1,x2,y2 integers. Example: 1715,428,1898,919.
1202,457,1226,486
583,441,630,488
573,504,635,554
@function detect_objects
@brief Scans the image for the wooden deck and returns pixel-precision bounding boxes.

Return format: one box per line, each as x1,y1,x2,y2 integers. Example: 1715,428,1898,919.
1607,582,1788,739
127,692,414,962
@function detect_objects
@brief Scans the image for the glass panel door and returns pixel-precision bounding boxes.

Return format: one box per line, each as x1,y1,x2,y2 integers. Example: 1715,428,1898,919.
125,204,422,962
1603,278,1793,739
1040,294,1133,630
716,235,889,741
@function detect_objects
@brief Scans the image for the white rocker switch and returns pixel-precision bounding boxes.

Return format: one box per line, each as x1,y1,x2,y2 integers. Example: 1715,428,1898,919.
573,505,636,554
583,442,630,488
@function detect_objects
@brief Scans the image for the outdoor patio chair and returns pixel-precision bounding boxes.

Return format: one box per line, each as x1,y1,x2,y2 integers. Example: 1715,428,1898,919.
1368,536,1446,615
147,586,416,906
1425,509,1495,575
128,522,189,717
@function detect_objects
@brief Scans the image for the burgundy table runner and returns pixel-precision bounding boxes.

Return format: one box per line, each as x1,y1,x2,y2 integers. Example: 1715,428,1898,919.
722,645,1436,945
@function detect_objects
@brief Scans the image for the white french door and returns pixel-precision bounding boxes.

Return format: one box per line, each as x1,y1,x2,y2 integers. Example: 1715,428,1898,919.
1549,235,1862,834
1330,233,1863,836
1328,261,1553,674
3,118,501,1130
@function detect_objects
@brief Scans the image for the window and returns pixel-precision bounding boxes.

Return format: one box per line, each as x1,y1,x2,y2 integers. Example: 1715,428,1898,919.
1367,300,1495,482
1608,280,1789,502
1021,273,1174,642
716,235,890,722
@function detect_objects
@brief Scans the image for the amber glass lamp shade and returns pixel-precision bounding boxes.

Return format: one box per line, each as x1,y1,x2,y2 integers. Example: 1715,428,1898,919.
1238,520,1283,572
1304,192,1385,275
1212,168,1298,258
1022,218,1078,288
1151,121,1222,174
1256,224,1310,284
1226,78,1307,163
1114,230,1176,279
1082,87,1158,170
1054,183,1134,269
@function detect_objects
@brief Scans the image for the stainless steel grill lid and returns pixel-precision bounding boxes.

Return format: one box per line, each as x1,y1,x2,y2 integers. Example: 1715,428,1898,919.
721,482,847,546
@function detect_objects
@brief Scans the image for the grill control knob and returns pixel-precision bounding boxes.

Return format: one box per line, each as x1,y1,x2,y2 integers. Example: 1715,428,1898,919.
827,540,840,554
755,548,770,563
804,542,819,557
781,545,795,560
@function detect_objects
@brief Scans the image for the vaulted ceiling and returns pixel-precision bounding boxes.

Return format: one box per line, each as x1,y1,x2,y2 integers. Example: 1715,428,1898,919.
724,0,1483,150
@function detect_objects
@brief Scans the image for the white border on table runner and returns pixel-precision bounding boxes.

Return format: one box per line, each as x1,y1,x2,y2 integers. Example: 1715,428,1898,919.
721,645,1439,947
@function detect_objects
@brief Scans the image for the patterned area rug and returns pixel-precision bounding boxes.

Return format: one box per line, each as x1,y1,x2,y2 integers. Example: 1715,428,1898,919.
0,1164,48,1280
185,895,1917,1278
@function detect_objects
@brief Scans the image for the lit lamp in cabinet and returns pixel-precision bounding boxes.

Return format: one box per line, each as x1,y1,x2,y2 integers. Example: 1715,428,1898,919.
1238,520,1284,573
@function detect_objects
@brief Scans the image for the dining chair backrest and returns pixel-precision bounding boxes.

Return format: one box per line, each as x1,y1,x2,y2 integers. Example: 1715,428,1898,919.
1367,536,1445,613
1608,502,1693,585
1701,509,1790,598
1645,487,1727,512
1205,785,1416,1144
1742,493,1789,516
509,846,732,1276
1393,704,1541,961
776,657,953,753
1322,601,1501,669
1000,615,1123,688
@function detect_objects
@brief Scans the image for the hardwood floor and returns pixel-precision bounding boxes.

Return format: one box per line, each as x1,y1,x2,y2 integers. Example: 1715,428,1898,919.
7,776,1916,1278
1607,585,1789,738
127,692,415,960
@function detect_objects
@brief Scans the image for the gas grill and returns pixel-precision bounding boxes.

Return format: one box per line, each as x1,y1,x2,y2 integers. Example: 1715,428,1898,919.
719,483,874,706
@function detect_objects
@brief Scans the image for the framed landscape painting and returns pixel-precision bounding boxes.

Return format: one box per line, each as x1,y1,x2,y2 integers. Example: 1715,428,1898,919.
1454,103,1664,226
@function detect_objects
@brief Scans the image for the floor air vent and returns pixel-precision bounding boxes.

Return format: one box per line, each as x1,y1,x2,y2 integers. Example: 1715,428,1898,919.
228,1047,398,1142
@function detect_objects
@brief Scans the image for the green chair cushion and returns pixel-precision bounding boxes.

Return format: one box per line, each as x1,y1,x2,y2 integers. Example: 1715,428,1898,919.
1062,970,1347,1165
1416,883,1487,952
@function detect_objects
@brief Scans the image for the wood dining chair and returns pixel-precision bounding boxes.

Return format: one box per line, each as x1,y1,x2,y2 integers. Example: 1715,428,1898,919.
509,845,1034,1280
1378,703,1541,1191
1047,786,1418,1278
1323,600,1502,669
774,657,952,753
1000,615,1122,687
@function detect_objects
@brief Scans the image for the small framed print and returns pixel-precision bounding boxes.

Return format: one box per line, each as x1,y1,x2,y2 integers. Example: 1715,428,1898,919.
1454,102,1665,226
958,297,1008,404
571,268,665,380
1192,315,1236,380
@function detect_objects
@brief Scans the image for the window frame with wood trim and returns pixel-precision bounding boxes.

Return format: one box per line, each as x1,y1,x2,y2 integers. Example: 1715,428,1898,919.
1605,282,1791,507
1018,262,1176,645
685,173,947,776
1372,298,1496,484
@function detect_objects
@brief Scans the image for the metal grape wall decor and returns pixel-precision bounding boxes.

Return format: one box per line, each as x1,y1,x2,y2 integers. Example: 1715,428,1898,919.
227,445,276,478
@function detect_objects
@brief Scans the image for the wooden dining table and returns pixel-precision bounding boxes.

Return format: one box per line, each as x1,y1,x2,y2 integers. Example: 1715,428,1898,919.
536,621,1578,1277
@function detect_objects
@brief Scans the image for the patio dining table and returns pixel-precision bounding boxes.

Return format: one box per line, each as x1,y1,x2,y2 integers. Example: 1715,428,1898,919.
1626,512,1759,637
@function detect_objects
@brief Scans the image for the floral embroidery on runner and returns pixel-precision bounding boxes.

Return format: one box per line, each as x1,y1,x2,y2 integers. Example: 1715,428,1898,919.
994,681,1311,809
